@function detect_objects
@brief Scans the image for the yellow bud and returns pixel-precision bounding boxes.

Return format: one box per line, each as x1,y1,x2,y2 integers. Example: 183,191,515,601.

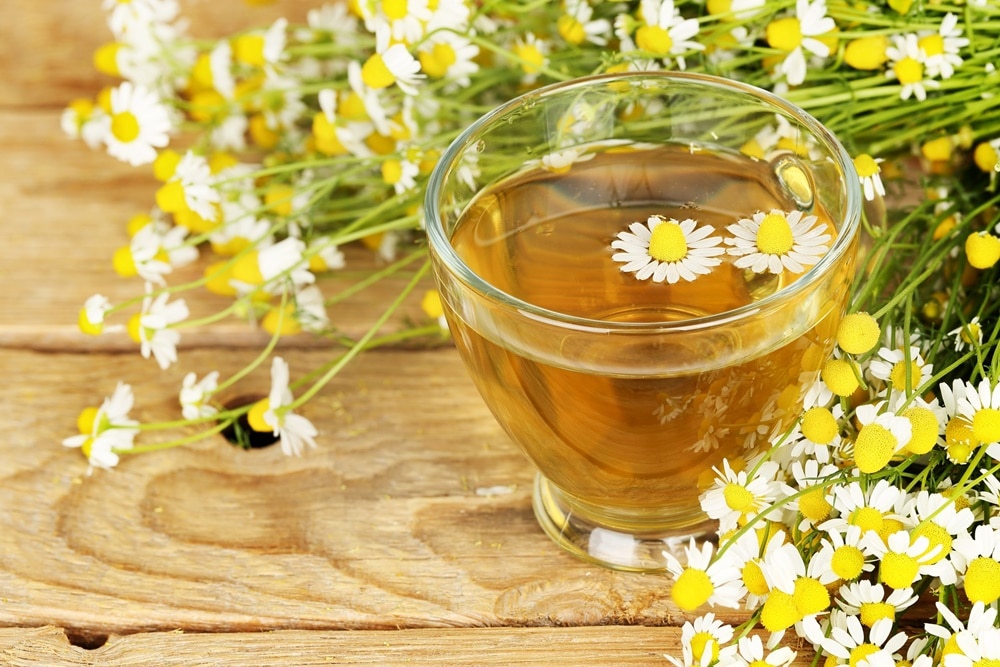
844,36,888,70
966,232,1000,270
837,312,881,355
921,136,954,163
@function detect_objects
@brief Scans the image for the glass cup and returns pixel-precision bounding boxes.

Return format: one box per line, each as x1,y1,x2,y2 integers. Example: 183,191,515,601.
424,72,861,572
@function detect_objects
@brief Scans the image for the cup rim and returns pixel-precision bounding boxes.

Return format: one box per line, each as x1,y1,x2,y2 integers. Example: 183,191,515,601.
423,70,862,334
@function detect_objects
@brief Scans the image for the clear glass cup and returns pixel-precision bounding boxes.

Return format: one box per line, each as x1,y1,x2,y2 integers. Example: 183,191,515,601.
424,72,861,572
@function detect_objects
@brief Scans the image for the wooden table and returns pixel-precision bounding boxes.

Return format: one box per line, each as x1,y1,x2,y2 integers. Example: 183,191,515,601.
0,2,806,664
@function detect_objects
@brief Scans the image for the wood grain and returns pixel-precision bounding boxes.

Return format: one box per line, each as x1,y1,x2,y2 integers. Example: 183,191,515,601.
0,625,817,666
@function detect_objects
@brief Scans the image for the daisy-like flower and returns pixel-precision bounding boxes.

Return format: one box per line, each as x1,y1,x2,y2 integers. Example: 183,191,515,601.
853,154,886,202
956,379,1000,448
359,25,424,95
162,151,221,222
359,0,432,44
802,614,907,667
886,33,939,102
536,146,596,174
611,215,725,284
247,357,319,457
782,405,844,466
836,580,918,629
115,223,198,285
783,459,841,530
179,371,220,421
664,613,737,667
944,627,1000,667
724,209,831,275
764,0,835,86
951,524,1000,605
630,0,704,70
128,284,190,370
867,345,933,393
757,540,832,633
925,601,998,664
905,490,974,578
557,0,612,47
850,402,913,475
663,538,743,612
949,316,983,352
230,237,315,294
700,458,784,533
102,82,173,166
102,0,179,38
723,634,796,667
78,294,122,336
416,31,479,87
510,33,550,85
863,529,942,590
919,13,969,80
823,478,912,540
62,382,140,471
809,524,876,585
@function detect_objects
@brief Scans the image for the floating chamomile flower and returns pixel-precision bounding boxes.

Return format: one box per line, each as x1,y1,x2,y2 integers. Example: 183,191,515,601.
725,209,830,275
611,215,724,284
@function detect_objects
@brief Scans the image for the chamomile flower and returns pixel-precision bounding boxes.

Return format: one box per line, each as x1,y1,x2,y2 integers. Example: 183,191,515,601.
611,215,725,284
78,294,122,336
230,237,315,293
723,634,796,667
919,13,969,80
944,627,1000,667
558,0,612,47
632,0,704,70
952,524,1000,604
102,0,179,38
824,479,911,540
510,33,550,85
62,382,140,471
701,458,784,533
949,316,984,352
850,402,912,475
758,541,832,632
416,31,479,87
810,524,875,584
163,151,221,222
662,538,743,612
359,26,424,95
886,34,939,102
103,82,173,166
956,379,1000,448
853,154,886,202
724,209,831,275
926,601,998,662
764,0,835,86
359,0,431,44
128,284,190,370
665,613,737,667
836,580,918,628
785,459,842,529
247,357,319,457
863,529,942,590
180,371,220,420
867,345,933,393
802,614,906,667
114,223,198,285
721,529,787,610
906,490,974,573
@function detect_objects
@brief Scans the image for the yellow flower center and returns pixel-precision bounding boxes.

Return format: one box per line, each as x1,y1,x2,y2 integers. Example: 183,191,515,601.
756,212,794,255
946,416,977,452
854,423,899,474
912,522,951,564
419,42,457,79
77,406,101,435
93,42,121,77
313,113,347,156
965,556,1000,604
723,482,756,513
261,304,302,336
155,179,187,214
204,261,239,297
635,25,673,55
421,290,444,319
879,550,919,589
78,308,104,336
361,53,396,89
888,359,921,390
742,560,770,596
973,407,1000,444
918,34,945,57
671,568,714,611
512,43,545,74
153,148,181,182
382,0,409,20
265,184,295,216
974,142,999,173
844,36,888,70
647,220,688,263
849,507,884,534
849,644,881,667
903,406,940,455
793,576,830,616
112,246,138,278
822,358,860,397
381,159,404,186
110,111,141,143
966,232,1000,270
558,15,586,45
232,33,266,67
831,545,866,581
689,632,720,665
922,136,954,162
706,0,732,16
766,17,803,52
802,406,839,444
852,155,881,179
799,487,832,523
761,589,800,632
247,398,273,432
859,601,895,628
230,250,264,285
126,312,144,344
894,57,923,85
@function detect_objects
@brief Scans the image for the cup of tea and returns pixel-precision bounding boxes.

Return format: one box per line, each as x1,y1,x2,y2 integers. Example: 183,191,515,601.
424,72,861,571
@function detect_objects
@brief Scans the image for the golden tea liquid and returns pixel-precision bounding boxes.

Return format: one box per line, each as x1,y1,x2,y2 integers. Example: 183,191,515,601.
445,145,854,534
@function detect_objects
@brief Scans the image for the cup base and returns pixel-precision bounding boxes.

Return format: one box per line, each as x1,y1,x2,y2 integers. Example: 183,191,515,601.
531,473,716,572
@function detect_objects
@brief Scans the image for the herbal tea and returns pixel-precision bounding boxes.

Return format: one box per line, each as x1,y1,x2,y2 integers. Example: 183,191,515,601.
444,145,853,534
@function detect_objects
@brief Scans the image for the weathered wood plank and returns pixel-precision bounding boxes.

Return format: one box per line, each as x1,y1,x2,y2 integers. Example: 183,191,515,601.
0,625,816,666
0,347,729,638
0,108,433,351
1,1,320,108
